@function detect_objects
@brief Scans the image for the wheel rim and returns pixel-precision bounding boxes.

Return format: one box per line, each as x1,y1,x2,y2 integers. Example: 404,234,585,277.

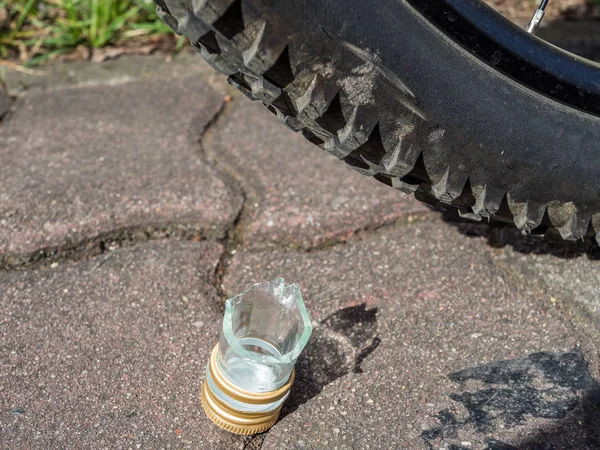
407,0,600,116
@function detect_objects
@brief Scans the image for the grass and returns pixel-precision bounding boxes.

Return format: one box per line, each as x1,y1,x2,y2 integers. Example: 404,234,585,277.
3,0,599,68
0,0,183,67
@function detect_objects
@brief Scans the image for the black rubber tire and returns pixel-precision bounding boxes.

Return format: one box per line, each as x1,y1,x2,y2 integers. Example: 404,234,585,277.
155,0,600,241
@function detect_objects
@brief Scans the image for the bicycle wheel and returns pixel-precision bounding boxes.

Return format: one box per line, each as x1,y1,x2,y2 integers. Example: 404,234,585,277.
156,0,600,241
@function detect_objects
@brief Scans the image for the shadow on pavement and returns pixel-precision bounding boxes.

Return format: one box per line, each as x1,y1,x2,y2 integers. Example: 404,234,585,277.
440,210,600,260
422,351,600,450
501,395,600,449
279,304,380,420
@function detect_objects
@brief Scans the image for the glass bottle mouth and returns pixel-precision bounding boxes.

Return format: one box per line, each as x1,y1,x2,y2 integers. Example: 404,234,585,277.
217,278,312,392
222,278,312,366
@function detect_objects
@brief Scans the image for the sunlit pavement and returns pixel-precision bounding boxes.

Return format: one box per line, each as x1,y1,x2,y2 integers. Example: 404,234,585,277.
2,54,599,449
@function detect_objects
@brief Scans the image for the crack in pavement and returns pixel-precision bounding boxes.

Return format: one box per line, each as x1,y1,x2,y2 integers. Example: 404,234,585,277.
0,89,438,277
3,87,599,449
443,218,600,353
198,99,251,305
0,223,217,271
303,211,438,253
200,97,442,303
242,434,266,450
0,92,235,272
0,89,241,273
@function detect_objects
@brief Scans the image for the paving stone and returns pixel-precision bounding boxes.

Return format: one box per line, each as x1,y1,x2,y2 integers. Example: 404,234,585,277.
0,240,248,449
5,51,233,97
3,52,600,450
223,221,600,449
0,78,242,258
488,229,600,340
205,100,430,249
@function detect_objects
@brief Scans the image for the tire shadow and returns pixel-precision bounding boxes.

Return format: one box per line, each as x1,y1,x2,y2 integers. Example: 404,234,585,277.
440,210,600,260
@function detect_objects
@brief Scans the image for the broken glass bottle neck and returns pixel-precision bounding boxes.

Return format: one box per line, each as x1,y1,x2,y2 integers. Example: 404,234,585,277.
216,278,312,393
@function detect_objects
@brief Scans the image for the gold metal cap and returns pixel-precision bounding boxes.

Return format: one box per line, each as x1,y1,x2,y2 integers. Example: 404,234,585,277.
201,344,295,435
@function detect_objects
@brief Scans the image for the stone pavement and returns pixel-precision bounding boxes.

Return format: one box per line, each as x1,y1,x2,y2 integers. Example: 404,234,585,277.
1,55,599,450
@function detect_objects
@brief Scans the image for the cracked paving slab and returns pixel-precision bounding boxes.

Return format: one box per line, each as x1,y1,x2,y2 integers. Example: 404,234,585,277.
0,240,250,449
204,99,430,249
223,221,600,449
0,77,242,262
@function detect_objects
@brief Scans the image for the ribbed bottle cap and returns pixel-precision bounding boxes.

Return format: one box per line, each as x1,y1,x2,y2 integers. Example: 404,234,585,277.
201,344,294,435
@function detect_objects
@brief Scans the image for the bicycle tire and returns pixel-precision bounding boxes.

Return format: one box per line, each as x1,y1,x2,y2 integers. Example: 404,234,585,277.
155,0,600,241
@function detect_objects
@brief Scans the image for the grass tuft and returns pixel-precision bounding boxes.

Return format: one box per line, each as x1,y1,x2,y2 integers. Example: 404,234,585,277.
0,0,183,67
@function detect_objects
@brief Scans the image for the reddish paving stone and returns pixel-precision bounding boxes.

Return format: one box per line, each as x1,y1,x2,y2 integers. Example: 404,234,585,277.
205,99,429,249
223,222,600,449
0,241,248,449
0,78,241,258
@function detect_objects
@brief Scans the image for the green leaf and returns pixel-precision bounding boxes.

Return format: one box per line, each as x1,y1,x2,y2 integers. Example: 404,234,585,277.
4,0,182,66
23,46,71,67
11,0,40,37
90,0,99,44
95,6,139,47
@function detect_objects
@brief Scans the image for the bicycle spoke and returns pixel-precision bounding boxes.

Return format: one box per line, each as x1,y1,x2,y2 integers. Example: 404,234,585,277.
527,0,549,34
